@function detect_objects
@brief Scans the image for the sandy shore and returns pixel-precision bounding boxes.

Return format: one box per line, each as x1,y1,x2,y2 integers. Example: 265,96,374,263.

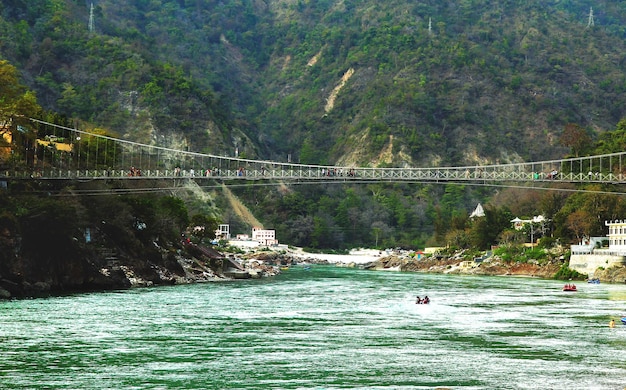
290,248,383,264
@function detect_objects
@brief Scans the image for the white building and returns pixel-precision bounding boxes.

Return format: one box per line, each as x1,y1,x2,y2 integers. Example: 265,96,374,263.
510,215,546,230
510,215,548,246
252,227,278,246
469,203,485,218
215,224,230,240
572,220,626,255
605,220,626,253
569,220,626,277
226,227,279,251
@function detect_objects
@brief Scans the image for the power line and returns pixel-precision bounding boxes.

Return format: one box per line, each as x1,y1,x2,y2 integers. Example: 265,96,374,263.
23,178,626,197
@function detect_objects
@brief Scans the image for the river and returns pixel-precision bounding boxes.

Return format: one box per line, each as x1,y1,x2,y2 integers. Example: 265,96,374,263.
1,266,625,389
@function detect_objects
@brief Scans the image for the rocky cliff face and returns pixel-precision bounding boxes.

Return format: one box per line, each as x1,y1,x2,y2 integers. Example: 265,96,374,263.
0,242,279,300
593,267,626,284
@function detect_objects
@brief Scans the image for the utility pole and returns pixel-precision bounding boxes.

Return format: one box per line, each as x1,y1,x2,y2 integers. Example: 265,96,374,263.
88,3,95,33
587,7,594,28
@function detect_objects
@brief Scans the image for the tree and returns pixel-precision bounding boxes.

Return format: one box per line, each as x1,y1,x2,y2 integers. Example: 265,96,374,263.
559,123,591,157
594,118,626,155
189,214,220,241
497,229,525,246
0,60,41,168
371,220,390,247
555,189,626,242
469,206,513,250
284,215,314,247
566,210,593,242
157,197,189,239
0,60,41,132
299,136,318,164
311,213,344,249
445,228,471,249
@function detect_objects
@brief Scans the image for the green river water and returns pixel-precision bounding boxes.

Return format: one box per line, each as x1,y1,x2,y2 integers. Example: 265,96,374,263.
1,266,626,389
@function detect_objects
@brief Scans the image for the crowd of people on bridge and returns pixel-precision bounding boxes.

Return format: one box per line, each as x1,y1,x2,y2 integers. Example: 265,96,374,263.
128,166,142,176
117,164,592,182
171,166,225,177
546,170,559,179
320,168,357,177
64,164,577,182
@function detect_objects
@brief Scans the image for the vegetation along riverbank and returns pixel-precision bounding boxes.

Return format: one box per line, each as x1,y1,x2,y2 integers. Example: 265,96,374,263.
274,246,626,284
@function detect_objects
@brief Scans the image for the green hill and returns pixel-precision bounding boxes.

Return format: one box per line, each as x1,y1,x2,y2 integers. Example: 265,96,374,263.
3,0,626,250
2,0,626,166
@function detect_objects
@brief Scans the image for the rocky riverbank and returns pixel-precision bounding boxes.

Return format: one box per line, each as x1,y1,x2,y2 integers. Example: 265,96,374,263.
266,247,626,283
362,251,626,283
5,244,626,300
364,254,562,278
0,242,280,300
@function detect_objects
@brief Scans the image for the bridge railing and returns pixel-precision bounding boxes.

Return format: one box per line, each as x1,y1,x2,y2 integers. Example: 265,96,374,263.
2,166,625,183
11,116,626,186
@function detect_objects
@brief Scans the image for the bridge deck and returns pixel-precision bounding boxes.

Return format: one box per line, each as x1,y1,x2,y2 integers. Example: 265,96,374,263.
3,117,626,187
2,168,624,184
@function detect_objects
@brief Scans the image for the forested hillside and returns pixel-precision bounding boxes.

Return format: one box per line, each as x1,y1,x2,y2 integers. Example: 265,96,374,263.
2,0,626,165
2,0,626,250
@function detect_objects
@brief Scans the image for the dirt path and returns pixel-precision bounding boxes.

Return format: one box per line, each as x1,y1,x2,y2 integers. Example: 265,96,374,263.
325,68,354,113
221,184,263,228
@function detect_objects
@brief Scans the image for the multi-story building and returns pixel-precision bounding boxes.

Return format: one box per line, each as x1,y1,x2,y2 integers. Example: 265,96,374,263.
569,220,626,276
215,224,231,240
606,220,626,253
252,227,278,246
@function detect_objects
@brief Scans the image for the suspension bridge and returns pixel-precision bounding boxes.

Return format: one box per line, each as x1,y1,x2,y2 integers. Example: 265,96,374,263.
2,118,626,191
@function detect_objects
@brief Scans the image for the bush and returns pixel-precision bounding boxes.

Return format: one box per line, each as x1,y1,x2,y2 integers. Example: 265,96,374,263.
553,264,587,280
537,236,557,249
524,247,548,263
493,245,550,264
461,249,483,261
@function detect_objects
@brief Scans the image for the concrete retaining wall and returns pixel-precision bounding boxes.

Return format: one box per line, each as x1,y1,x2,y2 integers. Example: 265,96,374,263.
569,254,626,277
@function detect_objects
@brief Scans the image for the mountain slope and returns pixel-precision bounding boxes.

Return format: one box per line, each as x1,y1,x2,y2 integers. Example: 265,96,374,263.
221,184,264,229
256,0,626,166
1,0,625,167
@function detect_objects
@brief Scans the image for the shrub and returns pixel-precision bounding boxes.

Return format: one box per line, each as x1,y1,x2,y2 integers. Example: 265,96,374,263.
553,264,586,280
537,236,557,248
